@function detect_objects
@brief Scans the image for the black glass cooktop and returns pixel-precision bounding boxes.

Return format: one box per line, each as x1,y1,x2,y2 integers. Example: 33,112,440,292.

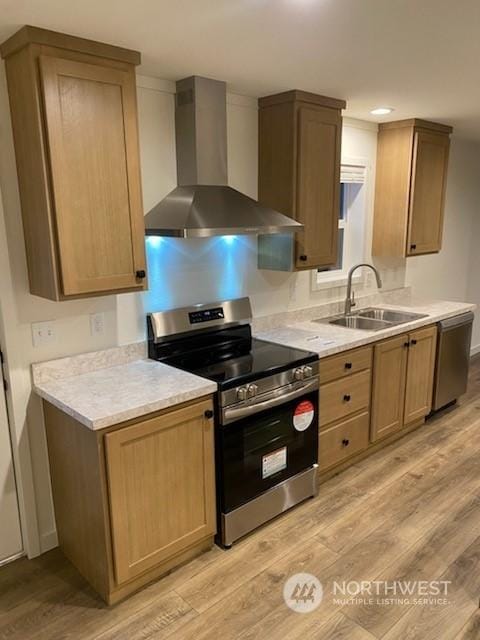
187,338,318,388
149,325,318,389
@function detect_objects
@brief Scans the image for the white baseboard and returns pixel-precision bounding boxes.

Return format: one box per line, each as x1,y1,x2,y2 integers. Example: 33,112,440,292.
40,529,58,554
471,344,480,357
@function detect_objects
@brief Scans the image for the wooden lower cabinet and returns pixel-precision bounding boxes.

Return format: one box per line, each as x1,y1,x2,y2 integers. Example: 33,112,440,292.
371,325,437,443
320,369,371,427
319,346,373,385
319,326,437,474
319,345,372,473
403,325,437,424
44,396,216,604
370,334,409,442
319,412,370,471
105,402,216,585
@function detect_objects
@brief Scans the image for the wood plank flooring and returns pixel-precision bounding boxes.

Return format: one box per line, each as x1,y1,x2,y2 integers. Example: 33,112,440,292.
2,358,480,640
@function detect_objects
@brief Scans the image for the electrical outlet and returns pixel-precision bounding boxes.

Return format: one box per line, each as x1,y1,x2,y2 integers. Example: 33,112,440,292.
31,321,56,347
90,312,105,337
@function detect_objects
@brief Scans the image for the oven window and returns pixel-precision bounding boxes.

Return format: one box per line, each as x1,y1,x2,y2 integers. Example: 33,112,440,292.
244,416,288,457
217,390,318,512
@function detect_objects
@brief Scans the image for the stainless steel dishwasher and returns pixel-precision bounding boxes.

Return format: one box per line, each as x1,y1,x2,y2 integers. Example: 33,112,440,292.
432,312,474,411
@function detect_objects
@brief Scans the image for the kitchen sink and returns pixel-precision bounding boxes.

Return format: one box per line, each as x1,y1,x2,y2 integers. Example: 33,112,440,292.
354,308,428,323
328,316,393,331
315,307,429,331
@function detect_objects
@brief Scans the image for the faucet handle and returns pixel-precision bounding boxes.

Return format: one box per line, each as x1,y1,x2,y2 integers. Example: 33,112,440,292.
351,291,356,308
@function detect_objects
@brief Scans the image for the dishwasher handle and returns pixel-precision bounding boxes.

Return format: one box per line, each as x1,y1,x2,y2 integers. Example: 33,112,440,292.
438,311,474,332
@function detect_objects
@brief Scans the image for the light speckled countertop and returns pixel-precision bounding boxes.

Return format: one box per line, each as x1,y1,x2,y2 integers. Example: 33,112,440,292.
33,359,217,430
32,293,475,431
256,298,475,357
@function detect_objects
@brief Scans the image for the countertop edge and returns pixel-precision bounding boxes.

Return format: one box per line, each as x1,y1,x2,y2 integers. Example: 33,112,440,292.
34,380,217,431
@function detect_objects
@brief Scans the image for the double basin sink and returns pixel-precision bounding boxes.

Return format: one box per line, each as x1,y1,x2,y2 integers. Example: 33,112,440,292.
317,307,428,331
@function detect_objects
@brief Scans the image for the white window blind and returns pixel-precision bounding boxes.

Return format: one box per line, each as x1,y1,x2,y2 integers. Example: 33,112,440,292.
341,164,366,184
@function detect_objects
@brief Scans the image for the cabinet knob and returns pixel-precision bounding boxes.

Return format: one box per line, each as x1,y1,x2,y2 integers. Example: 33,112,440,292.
343,394,351,402
411,339,417,346
345,362,352,370
135,269,146,279
299,255,308,262
204,409,214,419
404,341,410,348
410,244,417,251
342,438,350,447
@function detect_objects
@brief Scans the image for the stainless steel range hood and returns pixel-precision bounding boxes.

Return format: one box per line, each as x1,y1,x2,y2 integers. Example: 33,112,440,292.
144,76,302,238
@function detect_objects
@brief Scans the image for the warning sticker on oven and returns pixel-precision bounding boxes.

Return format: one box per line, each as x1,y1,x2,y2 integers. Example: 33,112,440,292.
262,447,287,479
293,400,315,431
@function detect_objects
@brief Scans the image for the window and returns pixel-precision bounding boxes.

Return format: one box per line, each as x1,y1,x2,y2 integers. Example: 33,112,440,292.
313,162,367,289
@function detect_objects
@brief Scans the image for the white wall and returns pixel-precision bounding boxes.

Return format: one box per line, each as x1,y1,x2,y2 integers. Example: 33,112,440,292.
406,137,480,350
0,69,477,554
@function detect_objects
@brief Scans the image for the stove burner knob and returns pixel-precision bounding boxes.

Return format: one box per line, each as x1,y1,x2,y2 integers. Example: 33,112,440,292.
302,365,313,378
237,387,248,401
293,367,305,381
247,383,258,398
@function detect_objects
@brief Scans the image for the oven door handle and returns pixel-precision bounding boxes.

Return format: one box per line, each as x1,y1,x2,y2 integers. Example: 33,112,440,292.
221,378,319,425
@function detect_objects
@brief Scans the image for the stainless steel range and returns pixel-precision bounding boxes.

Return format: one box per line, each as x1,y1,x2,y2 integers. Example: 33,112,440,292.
147,297,319,547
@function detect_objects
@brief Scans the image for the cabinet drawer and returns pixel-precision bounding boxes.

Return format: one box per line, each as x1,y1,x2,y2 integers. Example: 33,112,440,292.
320,369,371,428
319,412,370,471
320,346,372,384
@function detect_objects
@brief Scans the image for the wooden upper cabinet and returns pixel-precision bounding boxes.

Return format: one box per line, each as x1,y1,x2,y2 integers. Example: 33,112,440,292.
372,119,452,258
0,26,147,299
105,399,216,585
408,131,450,255
296,106,341,268
258,90,345,271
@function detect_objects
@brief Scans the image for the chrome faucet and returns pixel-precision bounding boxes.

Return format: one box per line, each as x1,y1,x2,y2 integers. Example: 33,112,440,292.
345,263,383,315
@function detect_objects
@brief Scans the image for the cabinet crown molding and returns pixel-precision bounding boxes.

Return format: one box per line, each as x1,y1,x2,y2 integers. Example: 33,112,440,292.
0,25,141,65
379,118,453,135
259,89,346,111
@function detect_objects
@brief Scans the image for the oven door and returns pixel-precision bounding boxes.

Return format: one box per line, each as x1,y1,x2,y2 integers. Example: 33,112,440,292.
217,389,318,513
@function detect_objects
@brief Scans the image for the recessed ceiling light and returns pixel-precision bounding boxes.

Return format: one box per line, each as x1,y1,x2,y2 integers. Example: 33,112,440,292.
370,107,394,116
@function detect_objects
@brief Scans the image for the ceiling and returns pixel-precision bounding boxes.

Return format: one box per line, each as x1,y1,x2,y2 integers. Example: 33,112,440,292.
1,0,480,139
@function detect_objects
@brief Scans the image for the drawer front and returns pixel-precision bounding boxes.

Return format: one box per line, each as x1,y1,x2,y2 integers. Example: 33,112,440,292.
319,411,370,471
320,346,373,384
320,369,371,428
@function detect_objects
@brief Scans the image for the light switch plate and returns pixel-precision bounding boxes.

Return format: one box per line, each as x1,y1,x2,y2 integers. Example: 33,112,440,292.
90,312,105,337
31,321,56,347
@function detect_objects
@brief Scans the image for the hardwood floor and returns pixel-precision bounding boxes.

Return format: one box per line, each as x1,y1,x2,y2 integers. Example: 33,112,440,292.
2,358,480,640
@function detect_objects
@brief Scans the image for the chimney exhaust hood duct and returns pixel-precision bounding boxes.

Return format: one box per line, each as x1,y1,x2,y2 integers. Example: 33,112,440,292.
144,76,303,238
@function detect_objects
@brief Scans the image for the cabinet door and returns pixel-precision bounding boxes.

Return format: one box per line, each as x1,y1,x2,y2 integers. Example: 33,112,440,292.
105,399,216,585
319,412,370,472
39,56,146,296
404,326,437,425
371,334,409,442
407,131,450,255
295,106,342,269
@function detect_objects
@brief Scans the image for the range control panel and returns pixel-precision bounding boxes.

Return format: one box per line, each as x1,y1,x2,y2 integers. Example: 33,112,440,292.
189,306,225,325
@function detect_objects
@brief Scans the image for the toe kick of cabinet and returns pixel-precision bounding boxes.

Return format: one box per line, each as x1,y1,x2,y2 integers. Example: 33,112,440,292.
319,411,370,471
